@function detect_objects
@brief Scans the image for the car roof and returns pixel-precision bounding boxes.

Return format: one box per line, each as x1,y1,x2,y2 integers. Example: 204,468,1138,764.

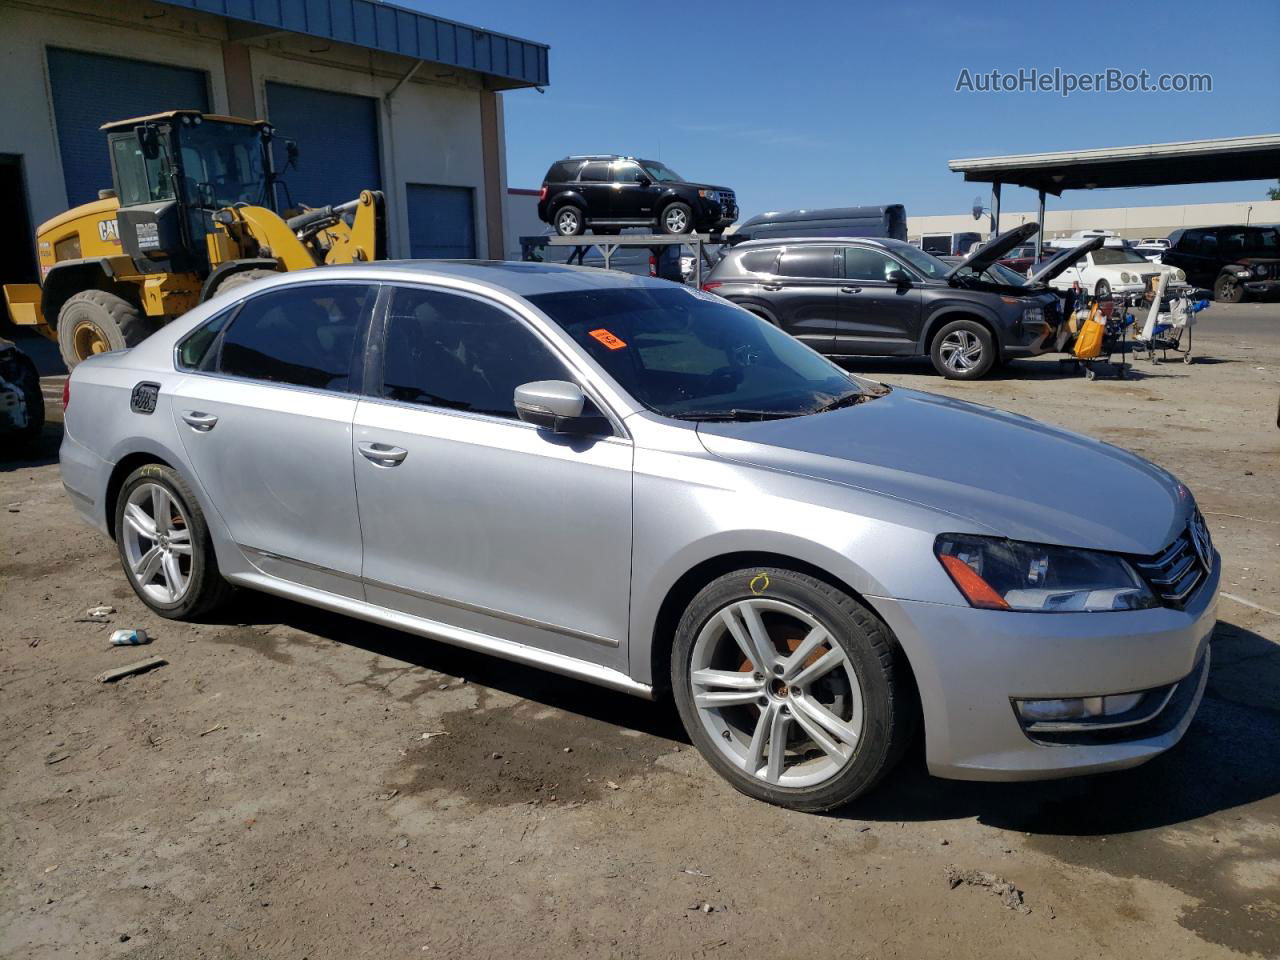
252,259,668,297
730,236,893,252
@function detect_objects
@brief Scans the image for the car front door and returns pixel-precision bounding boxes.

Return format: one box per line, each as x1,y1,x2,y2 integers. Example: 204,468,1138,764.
352,284,634,670
609,160,658,221
835,247,923,355
766,246,840,352
170,281,376,599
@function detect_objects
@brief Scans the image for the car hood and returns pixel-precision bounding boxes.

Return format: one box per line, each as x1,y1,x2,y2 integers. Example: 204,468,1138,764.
685,182,734,194
1024,235,1106,286
695,387,1189,555
946,222,1039,278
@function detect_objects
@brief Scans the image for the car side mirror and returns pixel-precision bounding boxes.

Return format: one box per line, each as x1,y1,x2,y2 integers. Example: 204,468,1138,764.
514,380,608,435
886,269,911,286
637,175,652,187
135,124,160,160
285,139,300,169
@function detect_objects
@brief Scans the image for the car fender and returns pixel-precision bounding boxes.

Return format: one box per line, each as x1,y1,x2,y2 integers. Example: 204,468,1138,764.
545,189,586,219
918,299,1003,352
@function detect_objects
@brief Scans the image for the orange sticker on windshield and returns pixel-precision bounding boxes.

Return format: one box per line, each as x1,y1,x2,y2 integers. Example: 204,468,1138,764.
588,328,627,350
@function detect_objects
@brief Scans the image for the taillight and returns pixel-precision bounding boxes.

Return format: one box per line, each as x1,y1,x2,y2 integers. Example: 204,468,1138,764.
648,255,657,277
62,377,70,410
701,281,723,292
539,186,547,201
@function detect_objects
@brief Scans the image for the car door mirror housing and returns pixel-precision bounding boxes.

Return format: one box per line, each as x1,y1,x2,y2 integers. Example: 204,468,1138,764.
887,269,911,286
637,175,652,187
514,380,608,435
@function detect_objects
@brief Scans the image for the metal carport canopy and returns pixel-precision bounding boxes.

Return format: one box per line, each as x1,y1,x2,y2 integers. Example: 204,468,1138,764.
949,134,1280,195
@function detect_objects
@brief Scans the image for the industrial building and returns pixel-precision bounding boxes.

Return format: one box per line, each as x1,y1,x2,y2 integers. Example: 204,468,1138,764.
0,0,549,289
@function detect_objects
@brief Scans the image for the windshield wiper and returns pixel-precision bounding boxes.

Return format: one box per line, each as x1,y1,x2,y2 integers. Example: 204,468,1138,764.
810,390,868,414
673,408,803,422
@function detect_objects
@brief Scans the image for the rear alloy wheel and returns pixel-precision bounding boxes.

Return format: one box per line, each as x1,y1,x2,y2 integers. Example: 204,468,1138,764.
56,290,155,371
1095,279,1112,300
671,567,913,812
554,205,585,237
930,319,996,380
1214,273,1244,303
660,202,694,235
115,463,231,619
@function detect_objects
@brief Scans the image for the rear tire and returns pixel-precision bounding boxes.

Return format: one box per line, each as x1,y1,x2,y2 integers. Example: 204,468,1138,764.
929,318,996,380
114,463,232,620
3,350,43,449
56,290,154,371
554,205,585,237
671,567,914,812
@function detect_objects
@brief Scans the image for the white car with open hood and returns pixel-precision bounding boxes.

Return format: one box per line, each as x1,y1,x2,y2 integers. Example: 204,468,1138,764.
1044,244,1188,299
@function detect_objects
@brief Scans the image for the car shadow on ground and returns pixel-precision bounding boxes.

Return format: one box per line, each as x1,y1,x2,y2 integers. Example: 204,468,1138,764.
214,589,1279,837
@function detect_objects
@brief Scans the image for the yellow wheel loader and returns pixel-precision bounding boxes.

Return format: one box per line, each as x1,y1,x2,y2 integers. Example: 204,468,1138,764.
2,110,385,369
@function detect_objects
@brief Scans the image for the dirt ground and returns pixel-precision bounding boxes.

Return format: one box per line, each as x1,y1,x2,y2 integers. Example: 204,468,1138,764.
3,302,1279,960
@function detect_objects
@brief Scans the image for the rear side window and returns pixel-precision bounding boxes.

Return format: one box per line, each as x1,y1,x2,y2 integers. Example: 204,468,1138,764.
379,287,570,420
216,284,375,391
544,160,581,183
777,247,837,279
177,308,233,370
580,162,610,182
738,250,779,273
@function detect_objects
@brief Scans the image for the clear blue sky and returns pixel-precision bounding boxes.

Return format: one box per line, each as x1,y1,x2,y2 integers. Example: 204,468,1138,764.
408,0,1280,221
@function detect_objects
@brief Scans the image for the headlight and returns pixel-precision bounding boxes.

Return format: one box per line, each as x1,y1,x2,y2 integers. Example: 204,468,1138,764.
935,534,1158,612
1022,305,1044,324
698,189,720,203
1173,268,1186,282
1120,272,1134,283
1256,264,1268,278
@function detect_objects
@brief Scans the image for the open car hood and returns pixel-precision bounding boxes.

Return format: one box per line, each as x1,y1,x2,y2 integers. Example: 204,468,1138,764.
1025,235,1106,286
945,222,1039,279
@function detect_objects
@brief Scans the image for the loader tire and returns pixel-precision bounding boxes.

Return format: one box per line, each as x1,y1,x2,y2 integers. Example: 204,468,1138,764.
210,269,278,299
57,290,154,371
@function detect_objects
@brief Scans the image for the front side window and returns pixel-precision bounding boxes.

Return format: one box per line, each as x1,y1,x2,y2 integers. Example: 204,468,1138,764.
380,287,570,419
527,286,862,419
887,242,950,279
844,247,905,282
777,247,837,279
611,162,646,183
217,283,374,390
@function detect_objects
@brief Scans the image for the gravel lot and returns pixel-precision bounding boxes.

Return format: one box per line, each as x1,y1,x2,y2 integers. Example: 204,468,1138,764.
3,302,1278,960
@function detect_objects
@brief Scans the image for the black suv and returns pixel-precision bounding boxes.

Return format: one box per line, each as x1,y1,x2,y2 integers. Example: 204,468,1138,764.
537,155,736,237
701,224,1093,380
1162,224,1279,302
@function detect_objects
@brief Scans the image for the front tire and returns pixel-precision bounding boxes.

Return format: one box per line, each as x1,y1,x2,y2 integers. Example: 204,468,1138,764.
930,318,996,380
1214,272,1244,303
1095,279,1112,300
7,350,44,448
56,290,155,371
114,463,231,620
659,201,694,235
671,567,914,812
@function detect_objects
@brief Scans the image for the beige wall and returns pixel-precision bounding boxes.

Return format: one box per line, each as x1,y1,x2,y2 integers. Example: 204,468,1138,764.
1,0,508,257
909,199,1280,243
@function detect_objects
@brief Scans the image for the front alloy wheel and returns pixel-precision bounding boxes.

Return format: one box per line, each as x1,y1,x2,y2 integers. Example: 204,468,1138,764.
938,329,984,374
1214,273,1244,303
671,567,914,811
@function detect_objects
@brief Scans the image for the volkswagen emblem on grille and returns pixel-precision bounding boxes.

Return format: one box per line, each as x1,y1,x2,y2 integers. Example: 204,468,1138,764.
1189,511,1213,570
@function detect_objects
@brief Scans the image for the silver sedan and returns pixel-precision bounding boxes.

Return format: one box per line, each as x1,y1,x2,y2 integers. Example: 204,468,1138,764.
60,262,1218,811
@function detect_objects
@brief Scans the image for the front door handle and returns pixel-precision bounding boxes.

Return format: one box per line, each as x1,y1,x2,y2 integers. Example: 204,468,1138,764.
181,410,218,432
762,284,782,292
358,441,408,467
840,286,862,294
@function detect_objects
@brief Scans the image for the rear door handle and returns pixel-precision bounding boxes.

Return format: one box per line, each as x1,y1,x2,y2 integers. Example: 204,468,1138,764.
358,441,408,467
840,286,862,294
762,282,782,291
181,410,218,432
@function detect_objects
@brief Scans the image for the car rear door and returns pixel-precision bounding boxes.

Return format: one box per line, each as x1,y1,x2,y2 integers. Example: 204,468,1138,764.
577,161,612,223
835,247,923,355
767,246,840,352
351,284,633,671
170,281,376,599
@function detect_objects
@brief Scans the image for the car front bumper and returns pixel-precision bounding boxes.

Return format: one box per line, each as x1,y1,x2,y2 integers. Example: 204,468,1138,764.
868,553,1218,781
1244,279,1279,296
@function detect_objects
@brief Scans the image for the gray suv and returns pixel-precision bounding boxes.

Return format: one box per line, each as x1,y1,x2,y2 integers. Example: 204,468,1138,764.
704,224,1078,379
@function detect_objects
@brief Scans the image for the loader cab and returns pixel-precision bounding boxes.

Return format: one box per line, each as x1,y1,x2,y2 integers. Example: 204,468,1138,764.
103,111,277,276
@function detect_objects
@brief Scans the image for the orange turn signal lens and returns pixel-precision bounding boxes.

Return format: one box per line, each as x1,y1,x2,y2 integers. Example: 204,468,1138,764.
939,554,1010,610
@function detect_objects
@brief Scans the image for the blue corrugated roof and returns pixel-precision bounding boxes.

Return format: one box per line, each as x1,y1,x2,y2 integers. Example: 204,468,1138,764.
160,0,549,88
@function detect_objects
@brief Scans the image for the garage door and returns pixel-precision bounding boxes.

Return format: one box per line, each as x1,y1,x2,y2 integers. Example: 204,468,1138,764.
265,82,381,209
407,184,476,259
47,48,210,207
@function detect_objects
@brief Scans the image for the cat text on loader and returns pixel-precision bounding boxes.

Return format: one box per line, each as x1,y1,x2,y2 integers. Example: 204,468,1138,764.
2,110,385,369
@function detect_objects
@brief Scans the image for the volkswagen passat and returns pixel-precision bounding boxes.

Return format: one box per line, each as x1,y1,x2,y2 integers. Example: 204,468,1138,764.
60,262,1218,811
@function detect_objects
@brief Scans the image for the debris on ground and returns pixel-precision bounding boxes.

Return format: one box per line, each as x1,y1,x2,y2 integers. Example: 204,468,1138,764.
45,751,70,765
73,604,115,623
95,656,167,683
374,789,399,801
109,628,149,646
945,865,1030,914
605,780,620,791
687,902,717,914
198,724,223,737
682,868,712,878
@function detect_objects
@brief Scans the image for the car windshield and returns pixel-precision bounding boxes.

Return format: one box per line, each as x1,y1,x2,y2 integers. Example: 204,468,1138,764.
889,243,951,279
640,160,684,183
953,261,1028,286
1092,247,1151,265
176,120,269,209
526,286,866,419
